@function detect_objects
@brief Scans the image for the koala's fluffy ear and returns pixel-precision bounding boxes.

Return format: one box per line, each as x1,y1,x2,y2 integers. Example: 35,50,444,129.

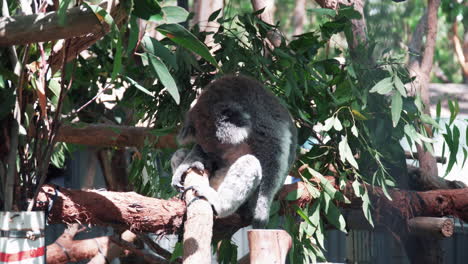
215,102,251,127
214,102,252,144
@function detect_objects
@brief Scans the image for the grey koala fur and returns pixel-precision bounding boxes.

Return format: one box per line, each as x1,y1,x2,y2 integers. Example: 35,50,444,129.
171,75,297,228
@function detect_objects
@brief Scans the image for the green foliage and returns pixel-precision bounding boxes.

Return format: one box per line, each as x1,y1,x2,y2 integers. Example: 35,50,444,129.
216,240,238,264
128,144,177,199
1,0,467,263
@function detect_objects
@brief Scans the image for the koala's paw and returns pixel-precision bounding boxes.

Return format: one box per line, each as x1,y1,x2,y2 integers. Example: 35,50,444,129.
171,162,205,191
184,184,220,215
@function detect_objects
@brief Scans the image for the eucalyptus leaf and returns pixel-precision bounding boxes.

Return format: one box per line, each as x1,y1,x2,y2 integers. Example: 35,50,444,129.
145,54,180,104
285,188,303,201
391,92,402,127
462,148,468,168
142,36,178,70
333,118,343,131
57,0,73,26
322,193,347,233
338,136,359,169
361,191,374,227
420,113,441,129
436,99,442,121
208,8,222,22
157,23,219,69
322,116,335,131
308,8,336,16
83,4,121,81
132,0,162,20
125,76,154,97
161,6,189,23
126,16,139,56
393,75,407,97
369,77,393,95
404,124,422,145
351,125,359,137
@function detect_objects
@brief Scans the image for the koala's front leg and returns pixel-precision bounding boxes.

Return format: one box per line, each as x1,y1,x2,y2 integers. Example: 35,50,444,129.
188,154,262,217
171,145,208,190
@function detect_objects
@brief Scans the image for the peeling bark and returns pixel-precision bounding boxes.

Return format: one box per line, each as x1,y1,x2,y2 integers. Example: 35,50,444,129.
36,181,468,238
37,185,186,235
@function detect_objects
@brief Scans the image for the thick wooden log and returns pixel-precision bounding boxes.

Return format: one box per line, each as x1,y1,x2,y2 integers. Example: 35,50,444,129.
36,182,468,238
36,185,186,234
248,229,291,264
408,217,454,239
182,169,214,263
0,6,102,46
30,123,177,149
344,210,454,239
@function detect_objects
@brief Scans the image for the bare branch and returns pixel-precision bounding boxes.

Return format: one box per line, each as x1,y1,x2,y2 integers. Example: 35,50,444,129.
0,6,103,46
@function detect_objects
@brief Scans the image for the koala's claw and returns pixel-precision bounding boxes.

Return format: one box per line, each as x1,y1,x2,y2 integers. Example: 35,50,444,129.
171,161,206,190
189,161,205,173
174,183,185,192
180,186,195,200
182,185,219,216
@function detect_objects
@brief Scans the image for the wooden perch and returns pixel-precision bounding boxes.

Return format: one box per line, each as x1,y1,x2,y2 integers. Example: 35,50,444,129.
31,123,177,149
182,168,214,263
37,185,186,234
344,210,454,239
36,179,468,239
408,217,454,239
248,229,292,263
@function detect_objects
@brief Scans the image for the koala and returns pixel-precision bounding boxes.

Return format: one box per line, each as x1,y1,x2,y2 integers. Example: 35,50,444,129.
171,75,297,228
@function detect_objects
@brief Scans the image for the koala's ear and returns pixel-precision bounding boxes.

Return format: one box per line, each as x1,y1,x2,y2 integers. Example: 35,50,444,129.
215,102,251,128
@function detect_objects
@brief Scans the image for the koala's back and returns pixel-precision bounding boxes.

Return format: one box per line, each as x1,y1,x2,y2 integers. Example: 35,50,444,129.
190,75,297,169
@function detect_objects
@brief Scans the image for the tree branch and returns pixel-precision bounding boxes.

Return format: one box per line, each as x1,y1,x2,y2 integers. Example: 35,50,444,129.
451,21,468,77
36,179,468,239
31,123,177,149
420,0,440,75
0,6,103,46
48,2,128,73
408,10,427,69
407,0,443,186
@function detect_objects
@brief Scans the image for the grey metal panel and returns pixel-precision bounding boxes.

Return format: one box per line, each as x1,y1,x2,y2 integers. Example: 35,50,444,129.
325,230,347,263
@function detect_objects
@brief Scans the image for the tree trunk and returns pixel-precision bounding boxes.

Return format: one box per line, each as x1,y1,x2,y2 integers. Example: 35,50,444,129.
193,0,223,47
292,0,306,36
451,21,468,83
251,0,281,48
